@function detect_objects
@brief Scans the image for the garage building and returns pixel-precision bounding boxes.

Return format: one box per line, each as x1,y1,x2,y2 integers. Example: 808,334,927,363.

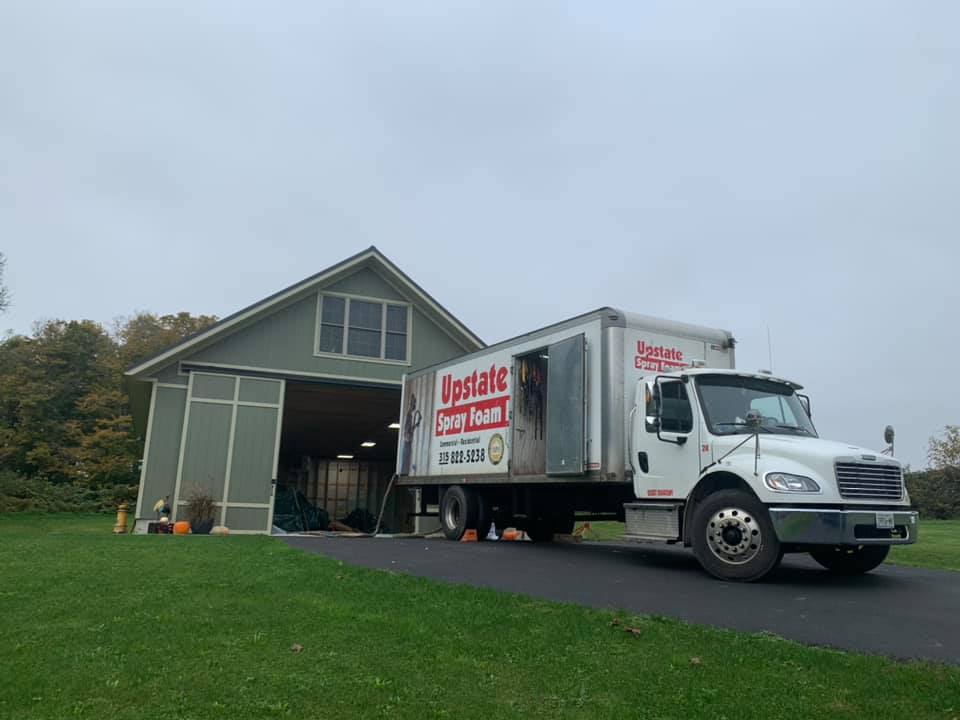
126,247,483,534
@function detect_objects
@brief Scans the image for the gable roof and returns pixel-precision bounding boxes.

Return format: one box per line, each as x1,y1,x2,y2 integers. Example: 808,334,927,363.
125,246,485,378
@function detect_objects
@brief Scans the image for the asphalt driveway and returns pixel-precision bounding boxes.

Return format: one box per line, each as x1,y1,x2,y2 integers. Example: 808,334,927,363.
281,535,959,664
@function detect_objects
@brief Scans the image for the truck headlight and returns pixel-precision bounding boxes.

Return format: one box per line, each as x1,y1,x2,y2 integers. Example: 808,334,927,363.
764,472,821,493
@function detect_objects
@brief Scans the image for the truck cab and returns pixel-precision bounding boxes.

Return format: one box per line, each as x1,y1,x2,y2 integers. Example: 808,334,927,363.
628,368,918,580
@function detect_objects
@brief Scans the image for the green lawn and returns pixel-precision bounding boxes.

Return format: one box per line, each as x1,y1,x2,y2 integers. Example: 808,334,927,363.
1,514,958,720
583,519,960,572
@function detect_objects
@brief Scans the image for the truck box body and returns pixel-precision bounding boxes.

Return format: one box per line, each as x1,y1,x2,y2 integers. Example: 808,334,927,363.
397,308,735,486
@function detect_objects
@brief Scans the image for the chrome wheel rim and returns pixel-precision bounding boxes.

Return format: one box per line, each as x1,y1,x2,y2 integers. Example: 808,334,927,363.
443,496,462,532
706,507,762,565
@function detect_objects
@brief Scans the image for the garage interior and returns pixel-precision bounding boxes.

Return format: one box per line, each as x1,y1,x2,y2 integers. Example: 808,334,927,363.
276,381,408,533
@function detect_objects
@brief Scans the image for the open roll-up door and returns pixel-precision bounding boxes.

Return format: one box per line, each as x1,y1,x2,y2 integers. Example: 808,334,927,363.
546,334,586,475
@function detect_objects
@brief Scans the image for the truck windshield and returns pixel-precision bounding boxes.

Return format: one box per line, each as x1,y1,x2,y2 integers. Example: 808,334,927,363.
694,375,818,437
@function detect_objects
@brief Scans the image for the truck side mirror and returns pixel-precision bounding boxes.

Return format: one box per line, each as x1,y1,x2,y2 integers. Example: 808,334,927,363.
798,393,811,418
653,377,688,446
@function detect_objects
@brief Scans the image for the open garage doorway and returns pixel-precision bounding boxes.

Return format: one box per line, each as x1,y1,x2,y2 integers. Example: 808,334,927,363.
274,381,408,534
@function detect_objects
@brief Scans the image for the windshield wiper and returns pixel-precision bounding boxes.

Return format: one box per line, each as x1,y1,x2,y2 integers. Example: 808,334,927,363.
713,422,773,433
776,424,813,435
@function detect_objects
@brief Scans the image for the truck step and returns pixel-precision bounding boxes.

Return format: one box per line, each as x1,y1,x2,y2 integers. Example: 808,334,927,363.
624,502,682,541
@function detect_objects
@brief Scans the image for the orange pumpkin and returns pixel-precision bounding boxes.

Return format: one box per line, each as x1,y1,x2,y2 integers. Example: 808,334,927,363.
173,521,191,535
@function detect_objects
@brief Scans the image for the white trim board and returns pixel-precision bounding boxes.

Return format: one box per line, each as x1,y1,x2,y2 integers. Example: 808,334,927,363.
180,361,404,387
133,380,159,519
170,372,196,522
219,377,241,526
175,501,271,509
266,378,286,533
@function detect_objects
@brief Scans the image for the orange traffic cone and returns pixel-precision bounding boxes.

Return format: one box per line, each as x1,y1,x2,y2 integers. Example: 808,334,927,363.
461,529,478,542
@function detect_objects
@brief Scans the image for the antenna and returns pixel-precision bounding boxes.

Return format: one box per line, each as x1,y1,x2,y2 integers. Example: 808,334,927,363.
766,325,774,373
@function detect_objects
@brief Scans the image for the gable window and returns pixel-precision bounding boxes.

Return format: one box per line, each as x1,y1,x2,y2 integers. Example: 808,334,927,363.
316,294,410,363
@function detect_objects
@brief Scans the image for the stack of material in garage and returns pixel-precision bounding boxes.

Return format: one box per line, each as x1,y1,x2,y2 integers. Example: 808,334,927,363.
272,485,330,533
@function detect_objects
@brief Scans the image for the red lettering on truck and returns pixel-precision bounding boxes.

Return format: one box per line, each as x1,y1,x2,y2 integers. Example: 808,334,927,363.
635,340,687,372
436,396,509,436
440,365,509,406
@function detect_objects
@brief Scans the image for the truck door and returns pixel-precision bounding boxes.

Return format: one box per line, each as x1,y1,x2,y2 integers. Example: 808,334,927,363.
546,334,586,475
630,377,700,499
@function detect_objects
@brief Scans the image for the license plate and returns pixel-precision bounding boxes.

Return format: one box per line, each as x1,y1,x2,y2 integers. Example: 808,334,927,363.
876,512,895,529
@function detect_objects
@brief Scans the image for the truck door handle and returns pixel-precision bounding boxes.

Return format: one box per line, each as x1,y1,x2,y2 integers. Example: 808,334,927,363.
637,452,649,474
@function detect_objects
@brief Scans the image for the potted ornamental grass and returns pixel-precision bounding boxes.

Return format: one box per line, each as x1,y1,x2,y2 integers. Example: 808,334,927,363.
185,487,217,535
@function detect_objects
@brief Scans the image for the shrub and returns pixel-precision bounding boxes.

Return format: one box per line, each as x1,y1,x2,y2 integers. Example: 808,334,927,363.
0,470,137,513
184,486,217,524
906,467,960,519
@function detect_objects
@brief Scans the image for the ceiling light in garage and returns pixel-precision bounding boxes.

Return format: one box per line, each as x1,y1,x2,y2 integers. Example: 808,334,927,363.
388,422,401,430
360,441,376,448
337,454,354,459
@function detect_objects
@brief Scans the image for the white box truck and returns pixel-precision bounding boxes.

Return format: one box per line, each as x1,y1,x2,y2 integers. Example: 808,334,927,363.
396,307,917,581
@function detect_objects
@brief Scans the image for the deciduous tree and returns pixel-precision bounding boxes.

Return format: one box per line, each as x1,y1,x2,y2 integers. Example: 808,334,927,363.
0,312,217,491
0,252,10,313
928,425,960,469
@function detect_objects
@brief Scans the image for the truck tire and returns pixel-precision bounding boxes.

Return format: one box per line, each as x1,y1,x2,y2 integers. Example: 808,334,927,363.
691,489,782,582
440,486,476,541
809,545,889,575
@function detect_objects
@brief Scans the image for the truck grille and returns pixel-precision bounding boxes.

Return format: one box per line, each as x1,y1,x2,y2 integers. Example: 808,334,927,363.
834,462,903,500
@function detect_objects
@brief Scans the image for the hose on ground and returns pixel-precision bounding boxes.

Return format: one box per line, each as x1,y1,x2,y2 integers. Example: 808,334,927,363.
372,473,398,536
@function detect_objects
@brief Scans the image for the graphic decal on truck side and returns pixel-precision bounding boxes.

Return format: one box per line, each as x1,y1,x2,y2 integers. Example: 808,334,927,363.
399,362,514,476
634,340,688,372
399,372,436,477
431,363,511,472
435,365,510,437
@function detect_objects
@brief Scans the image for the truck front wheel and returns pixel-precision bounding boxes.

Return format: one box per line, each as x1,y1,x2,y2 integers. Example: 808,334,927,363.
691,490,782,582
809,545,889,575
440,486,477,541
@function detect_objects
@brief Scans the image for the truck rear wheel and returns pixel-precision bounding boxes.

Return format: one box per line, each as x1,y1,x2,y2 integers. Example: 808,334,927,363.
809,545,889,575
691,489,782,582
440,486,477,541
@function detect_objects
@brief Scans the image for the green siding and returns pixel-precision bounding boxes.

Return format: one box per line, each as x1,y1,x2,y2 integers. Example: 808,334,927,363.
179,402,232,504
409,308,466,370
324,268,406,301
138,386,186,518
238,377,282,405
192,374,236,400
154,364,187,384
227,406,279,503
186,291,468,381
225,506,269,532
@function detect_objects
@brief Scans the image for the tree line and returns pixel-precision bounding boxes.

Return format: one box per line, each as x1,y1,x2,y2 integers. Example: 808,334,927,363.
0,306,216,510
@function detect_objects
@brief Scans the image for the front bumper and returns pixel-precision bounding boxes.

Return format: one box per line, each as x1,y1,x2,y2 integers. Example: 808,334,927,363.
769,507,918,546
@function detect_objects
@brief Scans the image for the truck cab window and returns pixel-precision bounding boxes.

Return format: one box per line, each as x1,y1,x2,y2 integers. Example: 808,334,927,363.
648,380,693,434
750,396,800,426
695,374,818,437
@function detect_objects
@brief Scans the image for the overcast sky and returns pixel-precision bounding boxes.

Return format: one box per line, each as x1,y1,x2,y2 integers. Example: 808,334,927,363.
1,1,957,468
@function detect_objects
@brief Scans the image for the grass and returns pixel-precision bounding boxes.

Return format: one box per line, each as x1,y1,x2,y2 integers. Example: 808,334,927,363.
583,519,960,572
1,514,959,720
890,519,960,571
